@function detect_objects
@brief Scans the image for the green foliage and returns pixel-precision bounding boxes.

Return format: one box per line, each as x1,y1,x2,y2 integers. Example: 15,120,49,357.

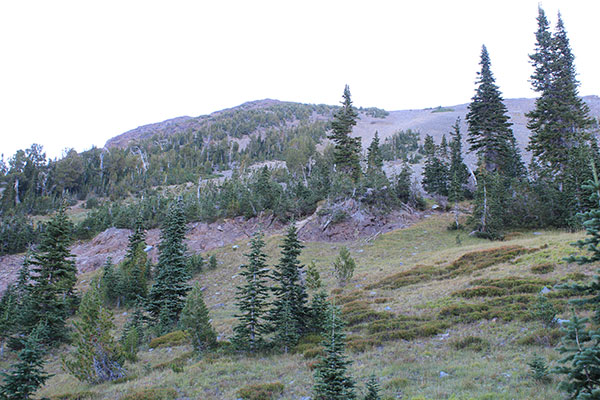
146,199,190,329
99,258,120,307
448,118,470,204
528,354,551,383
313,304,356,400
269,224,310,347
237,382,284,400
186,254,204,275
179,283,217,352
120,309,144,362
532,294,557,328
449,336,490,352
363,375,381,400
62,286,126,384
310,291,329,335
306,261,323,291
554,312,600,398
120,387,179,400
20,204,77,345
333,247,356,286
422,134,449,197
232,232,271,352
208,254,218,270
466,45,524,178
328,85,361,181
119,217,149,306
0,327,50,400
379,129,421,163
148,330,189,349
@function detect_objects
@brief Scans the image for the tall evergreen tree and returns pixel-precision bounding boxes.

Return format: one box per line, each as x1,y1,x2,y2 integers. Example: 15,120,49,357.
527,8,594,177
63,285,126,384
0,326,50,400
366,132,384,175
466,45,523,177
448,118,469,204
146,199,190,330
99,257,120,307
313,303,356,400
269,224,310,344
364,375,381,400
329,85,362,181
21,204,76,344
179,283,217,353
120,217,148,305
232,232,270,352
422,135,449,197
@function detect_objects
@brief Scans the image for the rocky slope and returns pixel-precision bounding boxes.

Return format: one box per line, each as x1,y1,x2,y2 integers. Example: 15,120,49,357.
105,96,600,168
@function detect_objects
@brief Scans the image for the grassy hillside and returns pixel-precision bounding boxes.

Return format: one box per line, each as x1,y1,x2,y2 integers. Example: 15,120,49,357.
18,213,592,400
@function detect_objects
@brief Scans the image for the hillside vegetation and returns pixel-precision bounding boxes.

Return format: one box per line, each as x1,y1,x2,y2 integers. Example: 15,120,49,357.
20,213,588,399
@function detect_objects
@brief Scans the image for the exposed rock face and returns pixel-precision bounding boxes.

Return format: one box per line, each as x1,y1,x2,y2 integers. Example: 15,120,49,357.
0,205,427,293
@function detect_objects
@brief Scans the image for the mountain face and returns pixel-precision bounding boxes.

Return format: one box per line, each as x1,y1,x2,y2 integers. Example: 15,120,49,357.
105,96,600,167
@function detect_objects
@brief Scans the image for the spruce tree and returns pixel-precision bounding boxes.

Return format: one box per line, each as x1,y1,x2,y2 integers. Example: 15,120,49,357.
21,204,77,344
306,261,323,291
269,224,309,343
333,246,356,286
120,308,144,362
366,132,384,174
448,118,469,204
179,283,217,353
527,8,594,177
146,199,190,329
554,312,600,398
63,285,126,384
329,85,362,181
0,326,50,400
99,257,120,307
310,291,329,335
120,216,148,305
466,45,523,177
364,375,381,400
313,303,356,400
232,232,270,352
422,134,449,197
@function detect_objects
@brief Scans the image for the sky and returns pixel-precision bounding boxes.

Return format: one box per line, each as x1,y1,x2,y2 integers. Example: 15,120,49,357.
0,0,598,160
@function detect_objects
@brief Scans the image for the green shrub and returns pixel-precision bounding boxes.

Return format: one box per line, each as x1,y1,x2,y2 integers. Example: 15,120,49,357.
49,392,97,400
450,336,490,352
531,263,555,274
237,382,285,400
149,330,190,348
453,286,506,298
120,388,178,400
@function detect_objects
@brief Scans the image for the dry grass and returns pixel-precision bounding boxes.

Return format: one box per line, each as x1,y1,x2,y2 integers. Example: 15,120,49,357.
29,213,597,399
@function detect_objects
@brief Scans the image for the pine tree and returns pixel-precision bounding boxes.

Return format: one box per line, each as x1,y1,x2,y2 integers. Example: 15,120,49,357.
466,45,523,177
208,254,218,270
422,134,449,197
62,285,126,384
120,308,144,362
146,199,190,329
269,224,309,343
306,261,323,291
527,8,594,178
448,118,469,204
179,283,216,353
329,85,362,181
554,312,600,398
99,257,120,307
333,246,356,286
310,291,329,335
120,217,148,305
232,232,270,352
364,375,381,400
0,326,50,400
313,303,356,400
21,204,77,344
471,162,505,239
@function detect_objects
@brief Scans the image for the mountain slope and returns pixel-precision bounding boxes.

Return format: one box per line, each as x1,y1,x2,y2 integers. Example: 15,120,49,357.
105,96,600,167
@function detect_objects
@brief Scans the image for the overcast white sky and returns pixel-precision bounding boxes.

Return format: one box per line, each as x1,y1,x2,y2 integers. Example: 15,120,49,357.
1,0,598,160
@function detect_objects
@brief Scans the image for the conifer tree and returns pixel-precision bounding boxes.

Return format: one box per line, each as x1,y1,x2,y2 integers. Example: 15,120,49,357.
310,291,329,335
527,8,594,178
21,204,77,344
466,45,523,177
554,312,600,398
99,257,120,307
232,232,270,352
146,199,190,329
0,326,50,400
120,308,144,362
313,303,356,400
364,375,381,400
306,261,323,291
422,134,449,196
179,283,216,353
120,216,148,305
269,224,309,342
63,285,126,384
329,85,362,181
333,246,356,286
366,132,384,173
448,118,469,204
